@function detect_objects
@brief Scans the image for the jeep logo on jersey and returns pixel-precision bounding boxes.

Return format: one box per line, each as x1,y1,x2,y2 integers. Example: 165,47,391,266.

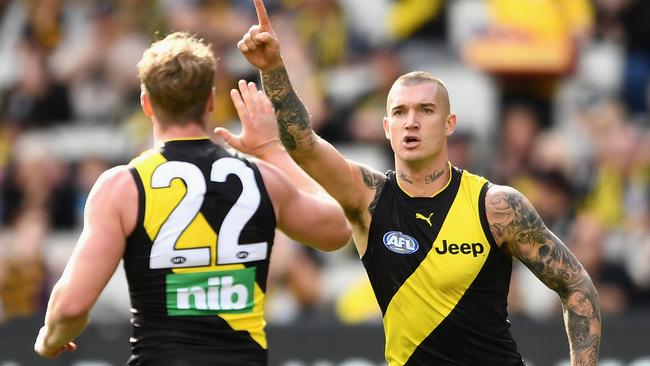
170,256,186,265
166,268,256,316
383,231,419,254
435,240,485,257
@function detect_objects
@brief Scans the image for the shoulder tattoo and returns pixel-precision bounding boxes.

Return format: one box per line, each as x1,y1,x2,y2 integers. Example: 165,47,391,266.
357,165,386,215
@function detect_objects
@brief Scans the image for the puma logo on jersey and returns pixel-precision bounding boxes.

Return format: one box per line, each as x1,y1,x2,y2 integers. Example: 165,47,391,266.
415,212,434,226
435,240,485,257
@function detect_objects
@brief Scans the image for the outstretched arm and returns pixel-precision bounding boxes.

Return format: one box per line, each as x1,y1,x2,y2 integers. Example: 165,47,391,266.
486,185,600,365
237,0,313,153
236,0,382,224
237,1,313,155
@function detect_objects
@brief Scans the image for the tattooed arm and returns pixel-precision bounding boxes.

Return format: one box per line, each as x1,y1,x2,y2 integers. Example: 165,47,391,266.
260,64,386,255
261,64,315,154
486,185,600,365
236,0,385,237
237,0,317,156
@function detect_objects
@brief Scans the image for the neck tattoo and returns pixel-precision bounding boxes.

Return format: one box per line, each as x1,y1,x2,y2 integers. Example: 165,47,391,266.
399,172,413,184
424,170,444,184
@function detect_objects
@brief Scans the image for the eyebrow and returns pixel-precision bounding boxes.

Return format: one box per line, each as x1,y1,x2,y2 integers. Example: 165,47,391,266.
391,102,437,113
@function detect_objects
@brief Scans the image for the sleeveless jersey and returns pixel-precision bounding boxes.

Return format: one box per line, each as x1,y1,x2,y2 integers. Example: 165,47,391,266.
125,138,276,365
362,165,524,366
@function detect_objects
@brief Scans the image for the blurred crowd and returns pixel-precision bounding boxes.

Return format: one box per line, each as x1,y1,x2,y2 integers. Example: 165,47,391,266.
0,0,649,325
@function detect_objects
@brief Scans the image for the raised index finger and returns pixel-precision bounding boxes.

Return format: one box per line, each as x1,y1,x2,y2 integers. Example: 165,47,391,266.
253,0,272,29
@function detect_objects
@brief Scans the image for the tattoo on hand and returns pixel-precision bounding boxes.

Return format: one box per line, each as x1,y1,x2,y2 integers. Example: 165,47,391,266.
486,187,600,365
424,170,444,184
261,66,313,152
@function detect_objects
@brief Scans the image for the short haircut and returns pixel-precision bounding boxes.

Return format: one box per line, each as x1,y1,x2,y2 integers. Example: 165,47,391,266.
137,32,216,126
394,71,450,114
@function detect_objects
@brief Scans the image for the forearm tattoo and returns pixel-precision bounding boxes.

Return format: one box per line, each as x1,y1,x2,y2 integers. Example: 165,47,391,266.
261,66,314,152
486,187,601,365
358,165,386,216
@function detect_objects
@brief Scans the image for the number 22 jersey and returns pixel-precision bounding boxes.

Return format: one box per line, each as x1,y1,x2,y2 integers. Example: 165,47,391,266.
124,138,276,365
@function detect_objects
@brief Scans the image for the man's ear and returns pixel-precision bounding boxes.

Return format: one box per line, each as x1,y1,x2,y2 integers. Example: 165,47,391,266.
141,91,154,118
445,113,457,137
383,116,390,140
207,87,216,112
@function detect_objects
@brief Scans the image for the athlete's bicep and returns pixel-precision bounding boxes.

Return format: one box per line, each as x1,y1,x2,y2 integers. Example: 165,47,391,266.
51,167,134,315
485,185,591,296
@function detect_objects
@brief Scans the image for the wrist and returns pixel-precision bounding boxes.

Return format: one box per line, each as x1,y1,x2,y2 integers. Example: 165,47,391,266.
257,141,286,161
40,326,62,350
260,59,284,73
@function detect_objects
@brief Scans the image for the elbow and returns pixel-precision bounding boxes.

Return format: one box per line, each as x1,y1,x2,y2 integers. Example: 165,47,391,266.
320,219,353,252
559,274,600,313
318,237,351,252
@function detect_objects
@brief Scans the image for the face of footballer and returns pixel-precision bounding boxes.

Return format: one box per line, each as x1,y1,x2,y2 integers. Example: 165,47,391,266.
383,81,456,167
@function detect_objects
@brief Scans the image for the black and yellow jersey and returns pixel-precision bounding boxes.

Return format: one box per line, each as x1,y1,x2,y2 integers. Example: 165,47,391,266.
124,138,275,366
362,164,524,366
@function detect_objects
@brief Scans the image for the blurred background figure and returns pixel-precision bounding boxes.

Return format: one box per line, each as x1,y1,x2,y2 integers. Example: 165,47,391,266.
266,232,327,323
594,0,650,120
0,208,48,321
463,0,593,128
0,139,59,322
569,214,635,314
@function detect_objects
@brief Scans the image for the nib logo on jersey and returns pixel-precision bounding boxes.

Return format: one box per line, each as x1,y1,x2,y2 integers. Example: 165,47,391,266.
383,231,419,254
166,268,255,316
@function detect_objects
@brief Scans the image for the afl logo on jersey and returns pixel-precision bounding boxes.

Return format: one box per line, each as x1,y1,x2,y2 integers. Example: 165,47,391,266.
171,256,187,265
236,251,249,260
383,231,419,254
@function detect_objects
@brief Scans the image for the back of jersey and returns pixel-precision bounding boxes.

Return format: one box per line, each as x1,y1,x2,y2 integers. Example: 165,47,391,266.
125,138,276,366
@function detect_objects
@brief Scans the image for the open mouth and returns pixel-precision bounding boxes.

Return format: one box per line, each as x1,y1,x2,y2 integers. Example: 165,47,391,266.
403,136,421,146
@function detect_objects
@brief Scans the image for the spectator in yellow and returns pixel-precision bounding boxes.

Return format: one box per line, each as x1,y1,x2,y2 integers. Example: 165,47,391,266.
464,0,593,75
387,0,446,41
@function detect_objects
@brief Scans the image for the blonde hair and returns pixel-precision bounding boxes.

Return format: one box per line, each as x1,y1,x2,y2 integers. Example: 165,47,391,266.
137,32,216,126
